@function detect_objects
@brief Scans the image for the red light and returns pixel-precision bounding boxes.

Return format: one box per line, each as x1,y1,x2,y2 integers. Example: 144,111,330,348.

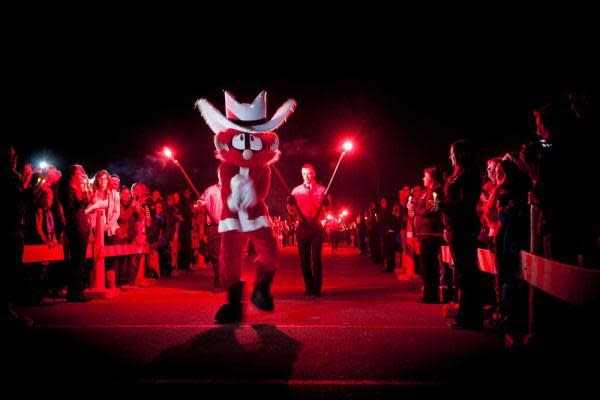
343,141,353,152
163,147,173,158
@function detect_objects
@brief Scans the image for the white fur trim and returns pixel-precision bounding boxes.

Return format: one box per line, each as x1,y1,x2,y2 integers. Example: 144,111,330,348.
214,135,229,152
218,218,241,232
219,215,271,233
270,137,279,151
227,167,257,212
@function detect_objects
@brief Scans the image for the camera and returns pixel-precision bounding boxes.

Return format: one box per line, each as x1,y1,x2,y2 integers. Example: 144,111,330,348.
520,137,551,163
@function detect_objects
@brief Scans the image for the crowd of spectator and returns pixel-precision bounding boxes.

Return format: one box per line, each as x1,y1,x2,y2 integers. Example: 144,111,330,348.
4,157,214,310
353,92,598,338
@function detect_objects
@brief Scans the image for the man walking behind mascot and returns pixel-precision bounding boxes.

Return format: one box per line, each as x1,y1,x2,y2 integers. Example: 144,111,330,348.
196,91,296,324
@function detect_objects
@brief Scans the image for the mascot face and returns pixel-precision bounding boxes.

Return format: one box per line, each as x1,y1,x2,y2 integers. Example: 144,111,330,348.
215,129,280,168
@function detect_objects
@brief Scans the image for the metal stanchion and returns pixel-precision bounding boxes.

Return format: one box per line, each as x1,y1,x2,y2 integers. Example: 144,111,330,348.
85,209,120,299
525,193,537,345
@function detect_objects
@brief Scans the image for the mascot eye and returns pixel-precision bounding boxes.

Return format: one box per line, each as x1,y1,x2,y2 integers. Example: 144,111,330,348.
249,134,263,151
231,134,246,151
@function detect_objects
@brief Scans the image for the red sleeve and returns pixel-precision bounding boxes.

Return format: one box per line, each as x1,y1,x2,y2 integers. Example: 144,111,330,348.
219,163,236,207
250,166,271,200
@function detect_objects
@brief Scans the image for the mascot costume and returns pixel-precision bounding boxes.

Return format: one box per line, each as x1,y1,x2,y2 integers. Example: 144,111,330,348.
196,91,296,324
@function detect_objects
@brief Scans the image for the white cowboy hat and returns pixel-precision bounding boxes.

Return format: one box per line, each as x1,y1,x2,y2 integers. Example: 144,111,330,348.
196,90,297,134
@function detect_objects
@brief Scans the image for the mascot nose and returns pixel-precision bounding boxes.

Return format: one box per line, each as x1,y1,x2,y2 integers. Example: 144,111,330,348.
243,149,253,160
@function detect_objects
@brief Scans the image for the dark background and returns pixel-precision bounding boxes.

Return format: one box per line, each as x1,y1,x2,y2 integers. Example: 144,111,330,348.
6,13,597,217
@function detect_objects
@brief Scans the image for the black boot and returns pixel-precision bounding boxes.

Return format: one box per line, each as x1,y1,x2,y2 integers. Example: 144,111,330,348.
251,271,275,311
215,282,244,324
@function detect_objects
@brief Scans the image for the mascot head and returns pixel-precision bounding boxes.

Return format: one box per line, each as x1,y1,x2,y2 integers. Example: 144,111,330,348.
196,90,297,168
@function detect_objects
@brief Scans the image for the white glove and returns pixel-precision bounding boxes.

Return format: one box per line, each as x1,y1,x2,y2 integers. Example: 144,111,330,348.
227,173,257,212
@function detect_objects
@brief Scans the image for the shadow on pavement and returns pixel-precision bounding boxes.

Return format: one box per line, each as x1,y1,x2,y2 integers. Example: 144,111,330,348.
141,324,301,392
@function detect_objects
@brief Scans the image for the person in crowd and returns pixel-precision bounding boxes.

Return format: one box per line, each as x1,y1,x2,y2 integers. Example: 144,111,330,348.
326,216,341,251
366,201,383,264
86,170,120,288
479,157,502,248
132,183,152,229
406,186,423,276
289,217,297,247
282,219,291,247
398,186,411,268
42,165,67,298
166,193,181,272
407,185,422,233
379,196,399,272
131,182,152,284
442,140,483,329
115,186,140,287
86,171,121,237
147,201,174,278
357,214,367,255
58,164,92,302
190,198,206,270
44,164,61,186
42,165,64,241
287,164,331,297
524,98,587,264
391,202,403,266
18,179,58,305
110,174,120,192
33,188,59,303
410,186,422,205
415,167,444,303
199,176,224,292
20,162,34,190
18,166,62,300
487,159,531,335
33,189,58,248
398,186,411,209
275,217,285,248
23,171,47,244
178,189,194,271
151,190,163,207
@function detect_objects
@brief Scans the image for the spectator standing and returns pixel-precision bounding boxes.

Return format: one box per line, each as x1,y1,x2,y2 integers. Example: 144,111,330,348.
199,178,224,292
488,159,531,336
86,170,120,288
442,140,483,329
415,167,444,303
380,196,399,272
58,165,92,302
115,186,139,286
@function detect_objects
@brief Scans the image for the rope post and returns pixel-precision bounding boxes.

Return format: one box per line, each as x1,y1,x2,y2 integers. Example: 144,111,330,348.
526,194,537,344
135,248,147,283
85,209,120,299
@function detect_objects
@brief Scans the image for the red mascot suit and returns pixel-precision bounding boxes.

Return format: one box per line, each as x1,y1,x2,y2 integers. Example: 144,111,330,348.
196,91,296,324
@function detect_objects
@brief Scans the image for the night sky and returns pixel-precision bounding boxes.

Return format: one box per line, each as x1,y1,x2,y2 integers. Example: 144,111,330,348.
7,18,597,216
